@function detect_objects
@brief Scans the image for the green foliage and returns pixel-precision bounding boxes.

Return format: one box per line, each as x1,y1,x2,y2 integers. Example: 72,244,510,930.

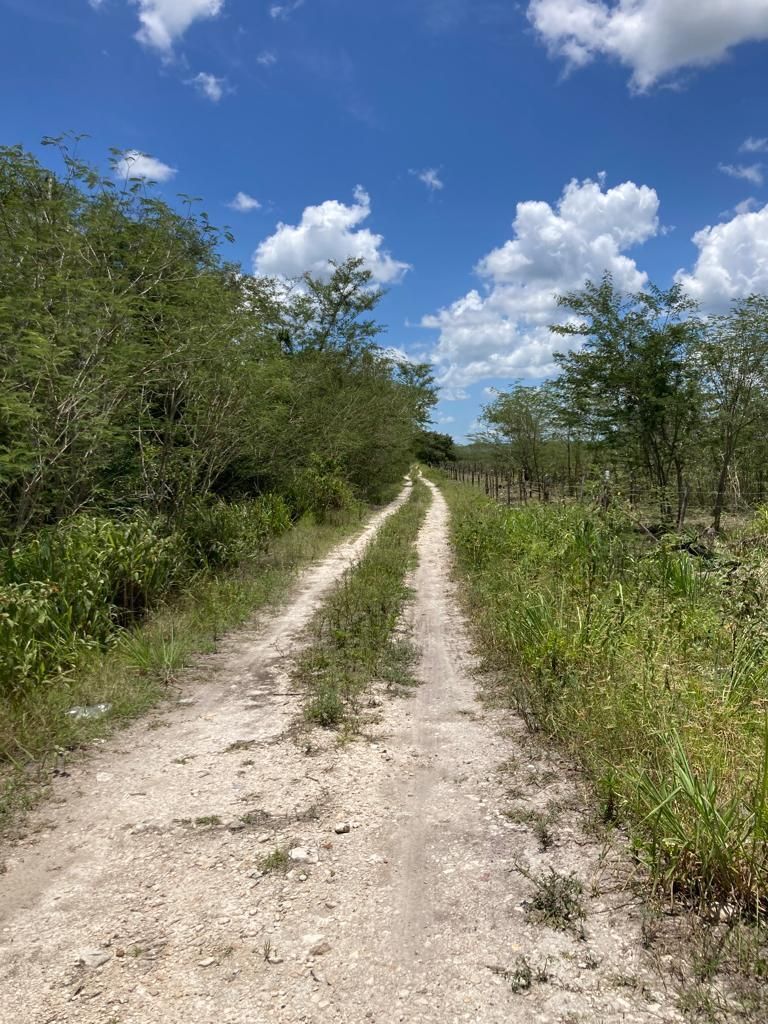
0,139,435,708
286,462,361,524
0,137,434,531
177,495,291,570
444,478,768,912
0,496,294,695
414,430,456,466
472,278,768,530
1,513,182,693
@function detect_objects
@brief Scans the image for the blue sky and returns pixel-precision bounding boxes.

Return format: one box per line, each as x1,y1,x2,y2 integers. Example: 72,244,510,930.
4,1,768,440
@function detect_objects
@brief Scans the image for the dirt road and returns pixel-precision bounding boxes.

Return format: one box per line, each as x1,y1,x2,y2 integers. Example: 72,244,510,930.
0,480,681,1023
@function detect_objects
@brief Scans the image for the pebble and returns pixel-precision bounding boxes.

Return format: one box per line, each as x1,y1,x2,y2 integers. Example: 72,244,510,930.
289,847,319,864
334,822,351,835
197,957,217,967
77,949,111,969
310,941,332,957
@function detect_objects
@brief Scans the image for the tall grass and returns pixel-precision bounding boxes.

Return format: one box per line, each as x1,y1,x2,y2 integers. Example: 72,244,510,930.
297,477,431,730
441,477,768,914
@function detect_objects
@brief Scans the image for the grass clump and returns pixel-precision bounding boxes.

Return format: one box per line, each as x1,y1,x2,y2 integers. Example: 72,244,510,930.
441,475,768,918
259,846,290,874
297,477,431,730
519,865,586,932
489,955,550,992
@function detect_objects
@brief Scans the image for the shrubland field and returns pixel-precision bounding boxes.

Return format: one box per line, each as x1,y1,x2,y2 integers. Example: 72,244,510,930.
443,477,768,918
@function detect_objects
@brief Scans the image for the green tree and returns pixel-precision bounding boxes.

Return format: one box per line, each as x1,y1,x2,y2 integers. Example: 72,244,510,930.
553,276,702,525
700,296,768,530
415,430,456,465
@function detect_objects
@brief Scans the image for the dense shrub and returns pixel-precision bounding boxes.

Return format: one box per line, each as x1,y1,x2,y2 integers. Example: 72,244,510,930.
0,496,292,694
287,465,362,524
177,495,291,570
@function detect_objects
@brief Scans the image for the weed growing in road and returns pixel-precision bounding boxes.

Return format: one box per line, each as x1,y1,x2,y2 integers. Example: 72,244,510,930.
488,955,550,992
194,815,221,827
298,478,431,730
518,864,586,932
259,847,290,874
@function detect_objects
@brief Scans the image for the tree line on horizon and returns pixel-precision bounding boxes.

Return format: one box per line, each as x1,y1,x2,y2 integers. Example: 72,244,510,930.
466,277,768,530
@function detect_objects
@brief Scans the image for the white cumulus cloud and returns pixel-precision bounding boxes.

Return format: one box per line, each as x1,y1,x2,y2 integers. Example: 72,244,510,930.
188,71,227,101
228,191,261,212
114,150,177,182
719,162,764,186
133,0,224,55
528,0,768,91
676,202,768,307
253,187,410,285
422,176,660,388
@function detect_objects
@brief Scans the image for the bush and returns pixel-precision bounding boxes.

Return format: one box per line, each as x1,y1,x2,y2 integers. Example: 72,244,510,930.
287,464,362,524
1,513,183,693
0,496,291,694
176,495,291,570
0,581,95,692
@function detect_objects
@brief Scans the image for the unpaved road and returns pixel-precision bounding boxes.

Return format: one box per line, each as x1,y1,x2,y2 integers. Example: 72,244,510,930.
0,480,682,1023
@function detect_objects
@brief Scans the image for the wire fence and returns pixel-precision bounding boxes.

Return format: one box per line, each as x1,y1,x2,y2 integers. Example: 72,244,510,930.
442,462,767,526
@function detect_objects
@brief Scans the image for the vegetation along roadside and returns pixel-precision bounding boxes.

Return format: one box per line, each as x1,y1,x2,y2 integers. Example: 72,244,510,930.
0,507,371,827
439,474,768,914
435,473,768,1006
0,139,441,825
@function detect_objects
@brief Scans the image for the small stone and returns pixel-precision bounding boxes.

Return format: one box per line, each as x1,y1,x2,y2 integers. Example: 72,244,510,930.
197,957,217,968
333,822,351,835
77,949,111,969
299,873,308,882
310,941,332,957
289,847,318,864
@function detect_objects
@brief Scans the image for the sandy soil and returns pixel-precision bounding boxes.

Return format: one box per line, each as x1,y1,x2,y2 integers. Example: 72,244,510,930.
0,480,683,1024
